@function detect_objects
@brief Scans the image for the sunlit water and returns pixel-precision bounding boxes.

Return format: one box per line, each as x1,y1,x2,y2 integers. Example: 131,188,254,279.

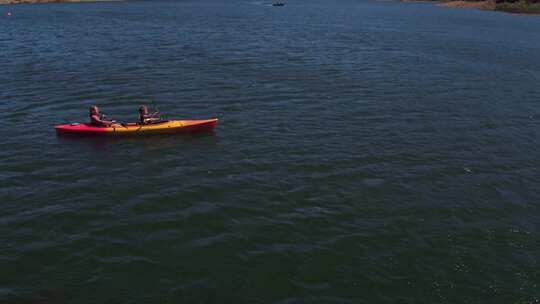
1,0,539,302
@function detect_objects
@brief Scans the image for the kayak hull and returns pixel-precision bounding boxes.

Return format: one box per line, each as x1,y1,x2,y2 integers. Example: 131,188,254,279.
55,119,218,136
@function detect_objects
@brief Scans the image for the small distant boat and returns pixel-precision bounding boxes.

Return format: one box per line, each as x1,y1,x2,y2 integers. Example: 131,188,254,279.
272,2,285,6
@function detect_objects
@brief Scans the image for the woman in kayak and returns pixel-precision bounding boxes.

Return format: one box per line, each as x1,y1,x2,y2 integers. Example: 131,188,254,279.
139,105,161,124
89,106,115,127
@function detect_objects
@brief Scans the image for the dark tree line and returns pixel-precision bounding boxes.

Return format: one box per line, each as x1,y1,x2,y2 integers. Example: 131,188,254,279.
495,0,540,3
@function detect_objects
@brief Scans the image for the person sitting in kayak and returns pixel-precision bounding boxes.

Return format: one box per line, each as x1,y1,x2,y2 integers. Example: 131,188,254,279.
89,106,115,127
138,105,161,124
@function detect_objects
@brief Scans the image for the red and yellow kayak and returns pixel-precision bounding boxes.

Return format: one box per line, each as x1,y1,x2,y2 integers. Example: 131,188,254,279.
55,118,218,136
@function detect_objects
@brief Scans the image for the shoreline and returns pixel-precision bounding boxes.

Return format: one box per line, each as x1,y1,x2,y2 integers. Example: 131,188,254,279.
404,0,540,15
438,0,494,10
3,0,538,14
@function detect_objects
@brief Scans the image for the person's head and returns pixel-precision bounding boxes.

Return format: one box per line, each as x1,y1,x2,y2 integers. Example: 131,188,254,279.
139,105,148,114
89,106,99,115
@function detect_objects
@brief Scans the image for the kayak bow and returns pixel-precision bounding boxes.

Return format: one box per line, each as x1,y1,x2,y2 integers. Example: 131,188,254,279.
55,118,218,136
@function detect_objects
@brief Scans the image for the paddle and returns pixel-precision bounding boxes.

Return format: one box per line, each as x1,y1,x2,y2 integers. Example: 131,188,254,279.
98,112,128,129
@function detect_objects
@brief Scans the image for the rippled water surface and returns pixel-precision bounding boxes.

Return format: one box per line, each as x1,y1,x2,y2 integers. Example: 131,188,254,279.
1,0,540,302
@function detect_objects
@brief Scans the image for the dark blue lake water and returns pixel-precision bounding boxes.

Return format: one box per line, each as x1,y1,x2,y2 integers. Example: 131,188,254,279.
1,0,539,302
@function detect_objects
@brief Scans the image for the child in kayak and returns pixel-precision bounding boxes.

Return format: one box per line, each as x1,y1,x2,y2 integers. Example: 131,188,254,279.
139,105,161,124
89,106,115,127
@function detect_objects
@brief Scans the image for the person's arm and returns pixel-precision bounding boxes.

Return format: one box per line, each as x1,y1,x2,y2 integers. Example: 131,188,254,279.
92,114,115,127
